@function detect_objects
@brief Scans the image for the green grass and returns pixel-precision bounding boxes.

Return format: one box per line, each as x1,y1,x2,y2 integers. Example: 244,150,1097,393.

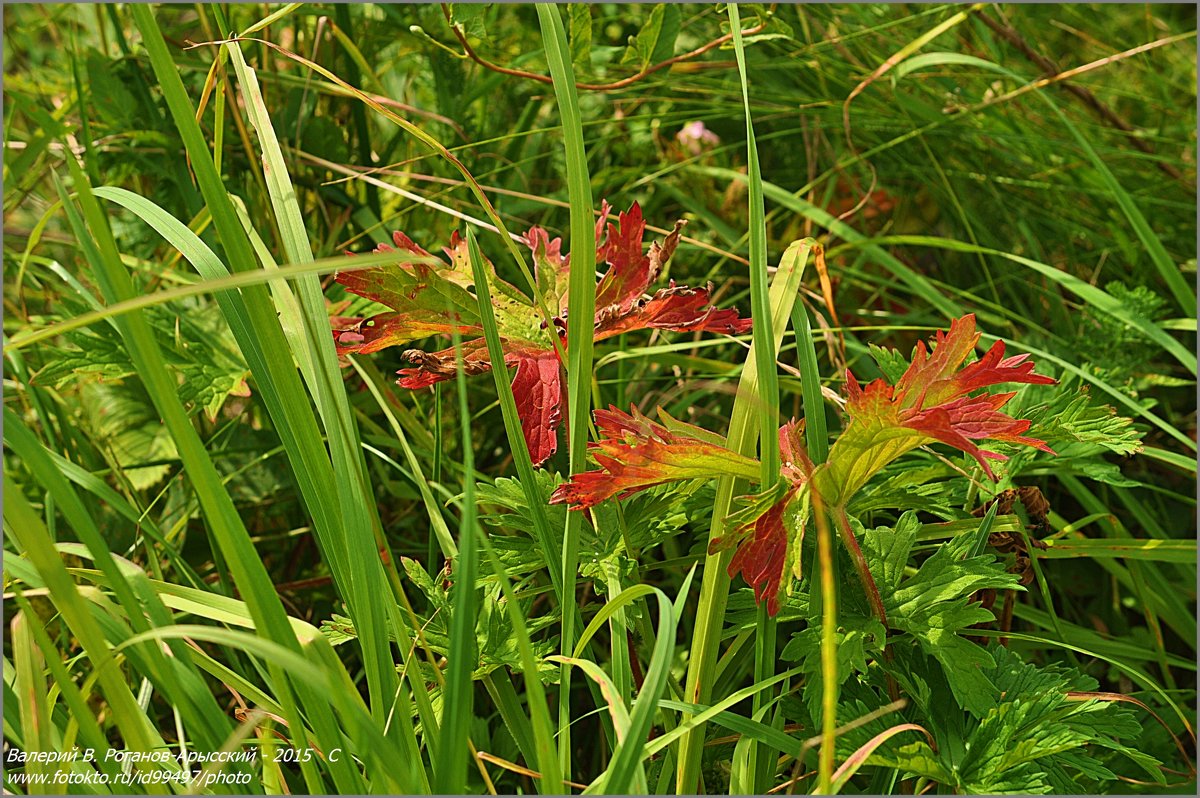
3,3,1195,795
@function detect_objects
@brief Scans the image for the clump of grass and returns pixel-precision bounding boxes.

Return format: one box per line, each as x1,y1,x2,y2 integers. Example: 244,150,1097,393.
4,3,1194,795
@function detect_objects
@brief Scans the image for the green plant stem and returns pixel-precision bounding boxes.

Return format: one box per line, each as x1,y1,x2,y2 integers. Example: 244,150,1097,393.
812,490,838,794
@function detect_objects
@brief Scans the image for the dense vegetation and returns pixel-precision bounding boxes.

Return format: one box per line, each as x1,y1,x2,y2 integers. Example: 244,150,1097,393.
3,3,1196,795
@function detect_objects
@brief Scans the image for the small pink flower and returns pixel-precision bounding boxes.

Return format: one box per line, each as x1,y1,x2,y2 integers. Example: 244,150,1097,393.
676,121,720,157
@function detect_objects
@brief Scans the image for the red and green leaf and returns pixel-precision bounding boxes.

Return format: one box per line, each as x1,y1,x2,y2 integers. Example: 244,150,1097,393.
709,479,803,616
333,202,750,465
556,413,813,615
709,422,813,616
524,226,571,316
893,313,1054,409
594,202,656,315
555,315,1056,617
593,282,752,341
548,406,759,509
817,314,1055,504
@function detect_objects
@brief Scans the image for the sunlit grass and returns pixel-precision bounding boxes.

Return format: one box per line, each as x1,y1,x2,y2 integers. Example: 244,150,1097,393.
3,3,1195,795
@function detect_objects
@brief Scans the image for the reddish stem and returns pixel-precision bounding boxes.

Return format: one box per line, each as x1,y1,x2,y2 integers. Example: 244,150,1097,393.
832,504,900,701
834,505,889,632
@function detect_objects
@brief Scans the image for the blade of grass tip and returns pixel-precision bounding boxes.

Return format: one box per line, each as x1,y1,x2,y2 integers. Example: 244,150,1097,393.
11,611,52,782
536,3,597,779
433,281,481,794
728,5,781,792
676,239,815,794
57,120,341,793
224,31,400,725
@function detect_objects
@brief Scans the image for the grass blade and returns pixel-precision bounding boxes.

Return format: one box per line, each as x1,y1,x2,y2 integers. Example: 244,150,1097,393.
535,3,598,778
676,238,816,793
727,5,782,791
223,31,400,724
433,235,485,794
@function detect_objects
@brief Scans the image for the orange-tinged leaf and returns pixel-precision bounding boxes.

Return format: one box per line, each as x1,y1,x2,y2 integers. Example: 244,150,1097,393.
594,202,657,315
593,282,752,341
334,202,751,468
893,313,1054,409
334,313,479,356
557,411,813,615
712,422,813,615
818,315,1055,504
548,406,760,509
710,479,803,617
726,490,792,616
396,339,495,388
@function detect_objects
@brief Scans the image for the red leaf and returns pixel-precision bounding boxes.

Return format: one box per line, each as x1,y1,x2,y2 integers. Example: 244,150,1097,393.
594,203,653,315
710,424,811,616
549,406,760,509
821,315,1055,503
512,351,563,466
725,492,792,616
334,203,752,465
894,313,1054,409
594,283,752,341
904,392,1055,480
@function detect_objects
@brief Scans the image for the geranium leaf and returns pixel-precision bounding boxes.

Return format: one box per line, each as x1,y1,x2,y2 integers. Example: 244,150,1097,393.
334,203,751,470
397,339,495,389
524,226,571,316
511,351,564,466
593,282,752,341
713,480,800,616
549,406,760,509
817,314,1055,505
593,203,686,319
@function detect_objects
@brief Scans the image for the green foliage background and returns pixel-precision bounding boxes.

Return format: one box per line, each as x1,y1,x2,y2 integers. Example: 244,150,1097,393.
3,3,1195,795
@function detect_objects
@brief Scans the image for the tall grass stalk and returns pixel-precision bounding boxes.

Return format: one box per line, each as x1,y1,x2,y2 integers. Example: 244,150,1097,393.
676,238,816,792
727,4,782,792
536,3,599,780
